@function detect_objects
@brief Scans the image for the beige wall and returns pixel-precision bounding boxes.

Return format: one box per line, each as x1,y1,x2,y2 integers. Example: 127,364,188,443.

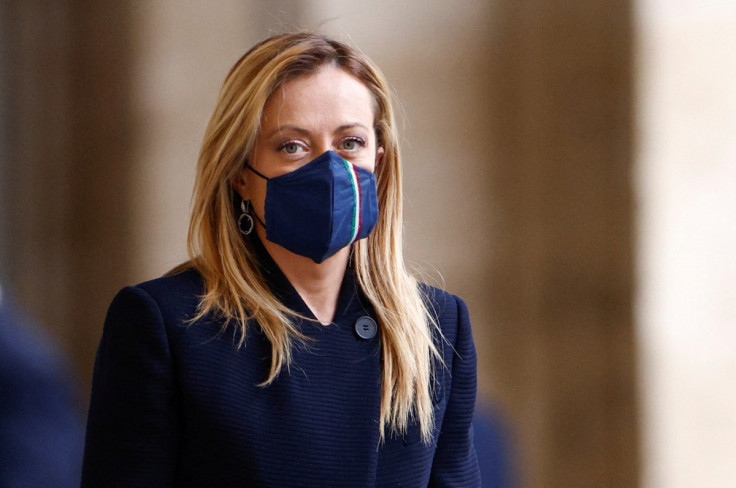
636,2,736,487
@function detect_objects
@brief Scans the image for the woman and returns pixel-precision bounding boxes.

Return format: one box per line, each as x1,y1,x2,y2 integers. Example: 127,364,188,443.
82,32,480,487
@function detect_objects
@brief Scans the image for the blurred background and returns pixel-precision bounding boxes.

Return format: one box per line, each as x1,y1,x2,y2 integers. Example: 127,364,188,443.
1,1,734,487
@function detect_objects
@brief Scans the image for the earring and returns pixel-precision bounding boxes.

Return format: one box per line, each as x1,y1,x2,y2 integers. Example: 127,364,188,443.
238,199,254,235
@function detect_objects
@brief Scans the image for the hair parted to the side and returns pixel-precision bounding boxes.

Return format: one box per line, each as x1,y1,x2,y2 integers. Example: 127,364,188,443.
186,32,442,444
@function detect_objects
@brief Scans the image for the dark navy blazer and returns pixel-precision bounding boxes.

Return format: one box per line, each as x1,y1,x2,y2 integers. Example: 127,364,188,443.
82,243,480,487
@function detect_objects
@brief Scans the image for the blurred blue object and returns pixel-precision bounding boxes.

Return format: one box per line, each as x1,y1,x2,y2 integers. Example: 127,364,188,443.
0,284,84,488
473,402,513,488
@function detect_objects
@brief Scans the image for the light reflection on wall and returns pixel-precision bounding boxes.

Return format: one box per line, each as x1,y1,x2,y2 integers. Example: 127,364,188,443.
636,2,736,487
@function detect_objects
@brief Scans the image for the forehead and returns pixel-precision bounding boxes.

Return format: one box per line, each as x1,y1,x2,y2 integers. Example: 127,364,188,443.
261,66,376,126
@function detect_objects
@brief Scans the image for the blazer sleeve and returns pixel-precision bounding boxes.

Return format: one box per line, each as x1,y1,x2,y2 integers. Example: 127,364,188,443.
429,295,481,487
81,286,179,487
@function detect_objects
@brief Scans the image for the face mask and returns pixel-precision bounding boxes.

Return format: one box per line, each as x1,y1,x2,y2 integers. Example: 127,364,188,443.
247,150,379,263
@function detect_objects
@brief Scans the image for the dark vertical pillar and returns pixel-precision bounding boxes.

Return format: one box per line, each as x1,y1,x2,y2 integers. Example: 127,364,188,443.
1,1,135,394
0,0,9,278
486,2,639,486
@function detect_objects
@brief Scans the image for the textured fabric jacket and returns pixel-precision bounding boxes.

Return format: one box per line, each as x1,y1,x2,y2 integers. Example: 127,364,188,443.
81,242,480,487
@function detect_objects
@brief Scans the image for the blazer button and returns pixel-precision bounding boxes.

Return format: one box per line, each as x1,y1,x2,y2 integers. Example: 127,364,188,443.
354,316,378,340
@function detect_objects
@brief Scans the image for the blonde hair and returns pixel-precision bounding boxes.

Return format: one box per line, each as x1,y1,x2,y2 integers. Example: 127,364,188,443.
186,32,441,443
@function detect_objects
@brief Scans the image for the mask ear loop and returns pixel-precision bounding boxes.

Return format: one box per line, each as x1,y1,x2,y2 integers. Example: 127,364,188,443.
246,163,270,181
242,163,268,230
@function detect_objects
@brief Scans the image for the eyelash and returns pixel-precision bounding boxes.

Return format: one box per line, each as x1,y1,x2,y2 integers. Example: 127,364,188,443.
277,137,366,154
340,137,366,150
277,140,307,154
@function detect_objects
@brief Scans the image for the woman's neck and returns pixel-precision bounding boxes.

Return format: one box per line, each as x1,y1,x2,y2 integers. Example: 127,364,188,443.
257,228,349,325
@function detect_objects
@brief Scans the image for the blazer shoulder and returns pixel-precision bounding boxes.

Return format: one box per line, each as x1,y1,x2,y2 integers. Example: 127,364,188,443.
419,283,460,308
134,266,203,300
419,283,470,342
110,266,204,329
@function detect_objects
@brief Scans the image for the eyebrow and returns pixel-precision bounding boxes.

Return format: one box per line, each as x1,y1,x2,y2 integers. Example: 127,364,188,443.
264,123,371,139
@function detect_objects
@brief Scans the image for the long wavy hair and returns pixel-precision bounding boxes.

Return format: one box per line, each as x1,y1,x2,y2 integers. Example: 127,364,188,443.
186,32,441,443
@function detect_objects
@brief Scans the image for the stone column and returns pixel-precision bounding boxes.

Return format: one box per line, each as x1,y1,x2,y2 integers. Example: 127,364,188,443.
486,2,639,486
0,1,135,393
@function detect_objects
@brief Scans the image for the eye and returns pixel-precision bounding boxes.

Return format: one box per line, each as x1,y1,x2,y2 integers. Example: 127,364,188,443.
278,141,306,155
340,137,365,151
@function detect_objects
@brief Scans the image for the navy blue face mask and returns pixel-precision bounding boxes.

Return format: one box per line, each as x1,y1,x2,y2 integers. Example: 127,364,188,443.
247,150,379,263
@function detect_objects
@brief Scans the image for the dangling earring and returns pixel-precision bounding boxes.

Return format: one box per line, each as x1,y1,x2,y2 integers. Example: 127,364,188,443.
238,199,254,235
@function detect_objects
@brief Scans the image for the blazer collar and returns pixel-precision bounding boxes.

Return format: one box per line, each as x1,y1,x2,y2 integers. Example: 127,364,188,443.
248,234,372,325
